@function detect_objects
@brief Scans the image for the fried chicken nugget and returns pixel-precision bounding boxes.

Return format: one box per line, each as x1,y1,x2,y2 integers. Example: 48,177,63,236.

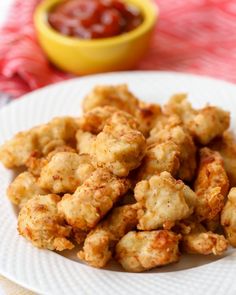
136,141,180,181
95,112,146,177
115,230,181,272
164,94,230,145
194,148,229,222
181,221,228,255
148,125,196,182
188,106,230,145
163,93,196,125
7,172,47,207
39,152,95,194
78,204,138,268
209,132,236,186
57,168,131,231
76,130,96,155
18,194,74,251
134,172,197,230
221,188,236,247
83,84,139,115
79,106,118,134
26,145,76,177
0,117,79,168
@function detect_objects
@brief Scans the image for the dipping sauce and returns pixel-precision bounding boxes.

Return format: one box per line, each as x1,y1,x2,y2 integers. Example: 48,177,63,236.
48,0,143,39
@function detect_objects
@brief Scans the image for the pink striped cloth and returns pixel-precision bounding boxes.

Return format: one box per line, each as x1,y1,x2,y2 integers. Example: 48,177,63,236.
1,0,236,99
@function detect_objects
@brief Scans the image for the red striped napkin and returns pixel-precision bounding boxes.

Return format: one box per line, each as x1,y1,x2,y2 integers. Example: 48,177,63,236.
1,0,236,99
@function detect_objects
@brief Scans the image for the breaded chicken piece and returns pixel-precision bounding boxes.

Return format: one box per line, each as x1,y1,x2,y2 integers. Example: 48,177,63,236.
194,148,229,222
209,132,236,186
78,205,138,268
7,172,47,207
136,141,180,181
181,221,228,255
0,117,79,168
57,168,131,231
79,106,118,134
148,125,196,182
18,194,74,251
39,152,95,194
134,172,197,230
163,93,196,125
83,84,139,115
95,112,146,177
221,188,236,247
188,106,230,145
76,130,96,155
134,102,162,136
26,145,76,177
115,230,181,272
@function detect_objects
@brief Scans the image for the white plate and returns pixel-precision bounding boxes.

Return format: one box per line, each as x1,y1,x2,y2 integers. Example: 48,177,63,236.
0,71,236,295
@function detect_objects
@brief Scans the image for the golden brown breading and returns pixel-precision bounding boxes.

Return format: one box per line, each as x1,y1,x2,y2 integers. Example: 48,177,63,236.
57,168,131,231
0,117,79,168
39,152,95,194
163,93,196,125
188,106,230,145
79,106,118,134
7,172,47,207
83,84,139,115
194,148,229,222
134,102,162,136
221,188,236,247
181,221,228,255
115,230,181,272
209,132,236,186
148,125,196,182
78,205,138,268
134,172,197,230
95,112,146,177
26,145,76,177
18,194,74,251
76,130,96,155
136,141,180,181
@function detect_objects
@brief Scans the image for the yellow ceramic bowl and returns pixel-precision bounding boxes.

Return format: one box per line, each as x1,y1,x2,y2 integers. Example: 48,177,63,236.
34,0,158,75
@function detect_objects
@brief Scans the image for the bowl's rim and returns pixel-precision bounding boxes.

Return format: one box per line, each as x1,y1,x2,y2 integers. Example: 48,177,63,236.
34,0,159,47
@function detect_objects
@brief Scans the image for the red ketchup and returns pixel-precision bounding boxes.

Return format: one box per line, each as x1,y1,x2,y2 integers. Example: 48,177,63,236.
48,0,143,39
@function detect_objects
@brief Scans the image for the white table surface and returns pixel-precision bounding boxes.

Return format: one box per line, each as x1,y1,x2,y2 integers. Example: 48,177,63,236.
0,3,17,293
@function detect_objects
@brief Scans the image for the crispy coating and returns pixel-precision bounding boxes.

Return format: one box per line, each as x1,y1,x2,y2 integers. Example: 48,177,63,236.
18,194,74,251
26,145,76,177
95,112,146,177
209,132,236,186
134,172,197,230
76,130,96,155
83,84,139,115
57,168,131,231
181,221,228,255
136,141,180,181
164,93,196,125
115,230,181,272
221,188,236,247
0,117,79,168
79,106,118,134
78,205,138,268
194,148,229,221
134,102,162,136
7,172,47,207
39,152,95,194
148,125,196,182
188,106,230,145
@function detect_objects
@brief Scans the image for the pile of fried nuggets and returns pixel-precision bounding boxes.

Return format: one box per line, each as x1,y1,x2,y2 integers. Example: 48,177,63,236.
1,84,236,272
